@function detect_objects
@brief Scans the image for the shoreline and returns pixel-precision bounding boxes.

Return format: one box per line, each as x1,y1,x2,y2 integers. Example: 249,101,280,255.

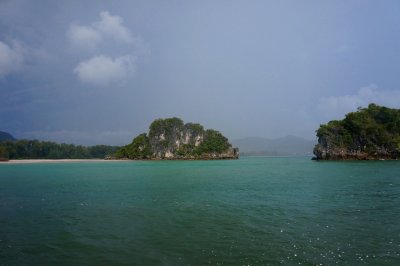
1,159,122,164
1,157,239,164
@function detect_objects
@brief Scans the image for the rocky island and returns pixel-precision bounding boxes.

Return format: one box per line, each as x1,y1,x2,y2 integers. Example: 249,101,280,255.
313,104,400,160
114,117,239,160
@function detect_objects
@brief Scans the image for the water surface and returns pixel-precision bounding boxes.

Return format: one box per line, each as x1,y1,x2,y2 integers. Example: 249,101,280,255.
0,157,399,265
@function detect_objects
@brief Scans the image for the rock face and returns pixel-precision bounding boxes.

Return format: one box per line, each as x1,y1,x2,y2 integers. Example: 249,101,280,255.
116,117,239,160
314,104,400,160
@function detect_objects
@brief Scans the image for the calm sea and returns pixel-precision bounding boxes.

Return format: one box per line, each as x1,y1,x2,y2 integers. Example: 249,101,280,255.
0,157,399,265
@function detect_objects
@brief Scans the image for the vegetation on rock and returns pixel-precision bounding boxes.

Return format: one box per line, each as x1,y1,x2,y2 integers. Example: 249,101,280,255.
115,133,151,159
195,129,231,154
314,103,400,160
115,117,238,160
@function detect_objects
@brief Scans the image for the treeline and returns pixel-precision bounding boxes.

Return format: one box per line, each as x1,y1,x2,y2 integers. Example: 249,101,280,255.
0,139,119,160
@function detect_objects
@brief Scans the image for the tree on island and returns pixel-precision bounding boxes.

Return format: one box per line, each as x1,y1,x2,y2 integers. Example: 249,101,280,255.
314,103,400,160
0,146,9,161
115,117,238,160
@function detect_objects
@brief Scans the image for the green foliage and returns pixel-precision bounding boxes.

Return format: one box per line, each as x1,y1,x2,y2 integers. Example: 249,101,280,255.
317,120,352,148
115,133,151,159
149,117,184,138
0,140,119,159
195,129,231,154
316,103,400,152
0,145,9,160
185,123,204,135
176,144,195,157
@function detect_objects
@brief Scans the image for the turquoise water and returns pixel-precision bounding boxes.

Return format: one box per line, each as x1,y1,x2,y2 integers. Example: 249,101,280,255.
0,157,399,265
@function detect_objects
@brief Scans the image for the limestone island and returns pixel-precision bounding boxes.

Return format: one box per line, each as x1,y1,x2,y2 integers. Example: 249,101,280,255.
112,117,239,160
313,103,400,160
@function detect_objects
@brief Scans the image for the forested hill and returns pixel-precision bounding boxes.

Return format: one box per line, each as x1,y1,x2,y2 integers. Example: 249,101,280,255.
115,117,238,160
314,103,400,160
0,131,15,142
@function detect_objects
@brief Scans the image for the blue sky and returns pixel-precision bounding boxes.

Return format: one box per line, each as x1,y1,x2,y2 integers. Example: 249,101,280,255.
1,0,400,145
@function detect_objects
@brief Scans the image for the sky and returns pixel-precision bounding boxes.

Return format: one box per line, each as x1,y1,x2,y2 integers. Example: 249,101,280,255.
1,0,400,145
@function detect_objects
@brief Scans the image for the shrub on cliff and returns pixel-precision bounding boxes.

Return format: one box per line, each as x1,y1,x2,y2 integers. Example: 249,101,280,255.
115,133,151,159
194,129,231,154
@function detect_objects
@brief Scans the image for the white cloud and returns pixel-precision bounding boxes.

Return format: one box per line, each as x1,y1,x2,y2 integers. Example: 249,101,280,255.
67,11,135,50
0,40,25,77
318,84,400,119
67,24,102,50
74,55,137,86
95,11,134,43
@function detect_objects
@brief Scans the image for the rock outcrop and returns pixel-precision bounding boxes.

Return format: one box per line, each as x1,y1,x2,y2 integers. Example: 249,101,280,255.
115,117,239,160
313,104,400,160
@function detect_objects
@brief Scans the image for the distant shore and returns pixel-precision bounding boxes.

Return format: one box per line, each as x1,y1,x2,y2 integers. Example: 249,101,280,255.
1,157,240,163
1,159,121,164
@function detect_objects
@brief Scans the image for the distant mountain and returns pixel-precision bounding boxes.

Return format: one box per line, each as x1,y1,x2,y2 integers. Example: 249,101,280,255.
232,135,316,156
0,131,15,142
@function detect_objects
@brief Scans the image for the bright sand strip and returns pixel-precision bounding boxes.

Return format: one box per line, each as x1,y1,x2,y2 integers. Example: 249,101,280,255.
2,159,126,164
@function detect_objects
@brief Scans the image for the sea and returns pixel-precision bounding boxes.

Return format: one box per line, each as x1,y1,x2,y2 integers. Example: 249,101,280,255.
0,157,399,265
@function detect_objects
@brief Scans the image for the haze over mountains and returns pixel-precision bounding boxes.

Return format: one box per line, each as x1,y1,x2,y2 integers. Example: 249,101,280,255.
232,135,316,156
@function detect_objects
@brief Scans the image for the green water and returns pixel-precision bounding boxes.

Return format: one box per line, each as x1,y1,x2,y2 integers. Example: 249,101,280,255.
0,157,399,265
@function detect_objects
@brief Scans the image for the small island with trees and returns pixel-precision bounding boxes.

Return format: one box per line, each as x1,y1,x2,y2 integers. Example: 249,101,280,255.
114,117,239,160
313,103,400,160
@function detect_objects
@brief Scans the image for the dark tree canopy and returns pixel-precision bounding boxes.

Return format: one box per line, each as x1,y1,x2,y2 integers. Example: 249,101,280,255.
0,140,119,160
314,103,400,160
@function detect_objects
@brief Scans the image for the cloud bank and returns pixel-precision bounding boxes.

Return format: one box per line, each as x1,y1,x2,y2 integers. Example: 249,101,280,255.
74,55,137,86
68,11,142,86
0,40,25,78
67,11,135,50
318,84,400,119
